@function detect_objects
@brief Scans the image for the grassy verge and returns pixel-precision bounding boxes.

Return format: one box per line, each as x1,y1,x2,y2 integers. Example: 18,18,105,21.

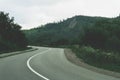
0,47,32,54
71,46,120,73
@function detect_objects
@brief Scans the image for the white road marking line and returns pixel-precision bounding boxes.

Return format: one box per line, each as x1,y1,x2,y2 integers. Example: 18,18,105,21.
27,49,51,80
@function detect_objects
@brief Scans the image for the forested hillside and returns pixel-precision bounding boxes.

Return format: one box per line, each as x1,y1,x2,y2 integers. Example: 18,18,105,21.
24,15,108,46
24,15,120,52
0,12,28,53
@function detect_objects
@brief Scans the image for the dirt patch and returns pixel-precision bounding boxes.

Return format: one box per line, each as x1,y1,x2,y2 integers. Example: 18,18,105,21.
64,48,120,78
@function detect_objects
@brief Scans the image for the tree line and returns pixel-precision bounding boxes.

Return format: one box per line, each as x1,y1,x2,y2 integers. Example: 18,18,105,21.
82,17,120,52
25,15,120,52
24,15,105,46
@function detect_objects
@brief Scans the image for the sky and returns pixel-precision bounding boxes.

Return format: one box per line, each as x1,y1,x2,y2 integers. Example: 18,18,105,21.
0,0,120,29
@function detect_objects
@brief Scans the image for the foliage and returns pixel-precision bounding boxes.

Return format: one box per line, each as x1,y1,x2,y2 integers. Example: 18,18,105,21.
0,11,28,52
82,18,120,52
24,15,105,46
71,46,120,72
25,15,120,52
76,46,120,65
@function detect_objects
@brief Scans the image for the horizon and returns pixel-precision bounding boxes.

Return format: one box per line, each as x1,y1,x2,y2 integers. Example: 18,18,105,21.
22,15,115,30
0,0,120,29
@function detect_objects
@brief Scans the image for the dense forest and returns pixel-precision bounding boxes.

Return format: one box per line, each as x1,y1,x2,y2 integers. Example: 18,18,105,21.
24,15,107,46
24,15,120,52
0,12,28,53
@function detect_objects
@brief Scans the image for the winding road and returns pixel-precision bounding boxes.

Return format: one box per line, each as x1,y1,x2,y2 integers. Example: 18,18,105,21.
0,47,119,80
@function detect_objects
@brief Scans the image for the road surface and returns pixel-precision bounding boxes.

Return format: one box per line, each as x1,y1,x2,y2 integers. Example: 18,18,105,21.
0,47,119,80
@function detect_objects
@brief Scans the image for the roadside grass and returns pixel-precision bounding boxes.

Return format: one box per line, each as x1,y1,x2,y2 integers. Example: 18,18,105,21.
0,47,32,54
71,46,120,73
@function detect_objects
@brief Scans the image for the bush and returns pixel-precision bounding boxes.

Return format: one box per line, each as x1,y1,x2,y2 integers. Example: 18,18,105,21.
74,46,120,65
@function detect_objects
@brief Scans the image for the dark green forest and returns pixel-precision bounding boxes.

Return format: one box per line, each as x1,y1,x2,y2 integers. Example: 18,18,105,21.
24,15,120,52
24,15,107,46
0,12,28,53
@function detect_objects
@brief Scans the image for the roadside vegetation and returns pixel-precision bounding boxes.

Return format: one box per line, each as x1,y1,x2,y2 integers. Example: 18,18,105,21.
24,15,120,72
71,17,120,72
71,46,120,72
0,11,28,53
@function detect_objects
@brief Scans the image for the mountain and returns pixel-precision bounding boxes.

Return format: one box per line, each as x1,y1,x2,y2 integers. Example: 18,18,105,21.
24,15,109,46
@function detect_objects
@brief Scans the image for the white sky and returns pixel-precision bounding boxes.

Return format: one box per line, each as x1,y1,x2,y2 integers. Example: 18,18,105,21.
0,0,120,29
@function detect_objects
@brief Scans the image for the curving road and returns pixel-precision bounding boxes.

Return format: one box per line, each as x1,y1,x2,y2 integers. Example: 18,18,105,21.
0,47,119,80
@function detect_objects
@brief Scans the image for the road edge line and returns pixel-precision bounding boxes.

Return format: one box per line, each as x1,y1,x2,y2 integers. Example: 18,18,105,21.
27,49,51,80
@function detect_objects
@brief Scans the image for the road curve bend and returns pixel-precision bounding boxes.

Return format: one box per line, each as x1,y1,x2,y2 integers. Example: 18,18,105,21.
0,46,119,80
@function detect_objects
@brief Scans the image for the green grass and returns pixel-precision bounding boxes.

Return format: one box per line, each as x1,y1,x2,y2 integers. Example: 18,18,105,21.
71,46,120,73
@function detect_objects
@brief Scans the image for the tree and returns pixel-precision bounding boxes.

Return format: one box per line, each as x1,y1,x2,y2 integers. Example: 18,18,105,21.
0,11,28,52
82,27,109,49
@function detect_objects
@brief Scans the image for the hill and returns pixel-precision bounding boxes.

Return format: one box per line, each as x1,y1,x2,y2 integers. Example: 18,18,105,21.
24,15,109,46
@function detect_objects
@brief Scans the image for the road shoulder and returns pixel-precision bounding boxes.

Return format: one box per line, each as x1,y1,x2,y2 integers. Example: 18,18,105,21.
64,49,120,78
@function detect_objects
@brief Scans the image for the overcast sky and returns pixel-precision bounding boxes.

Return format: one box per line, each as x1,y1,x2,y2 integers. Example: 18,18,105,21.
0,0,120,29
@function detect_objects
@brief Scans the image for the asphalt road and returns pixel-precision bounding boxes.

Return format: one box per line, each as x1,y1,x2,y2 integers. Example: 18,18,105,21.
0,47,119,80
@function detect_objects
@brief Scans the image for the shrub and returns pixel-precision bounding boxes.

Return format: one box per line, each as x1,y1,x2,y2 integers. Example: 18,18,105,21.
74,46,120,65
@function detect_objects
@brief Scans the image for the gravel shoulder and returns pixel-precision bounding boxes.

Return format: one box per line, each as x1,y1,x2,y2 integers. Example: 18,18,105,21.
64,49,120,78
